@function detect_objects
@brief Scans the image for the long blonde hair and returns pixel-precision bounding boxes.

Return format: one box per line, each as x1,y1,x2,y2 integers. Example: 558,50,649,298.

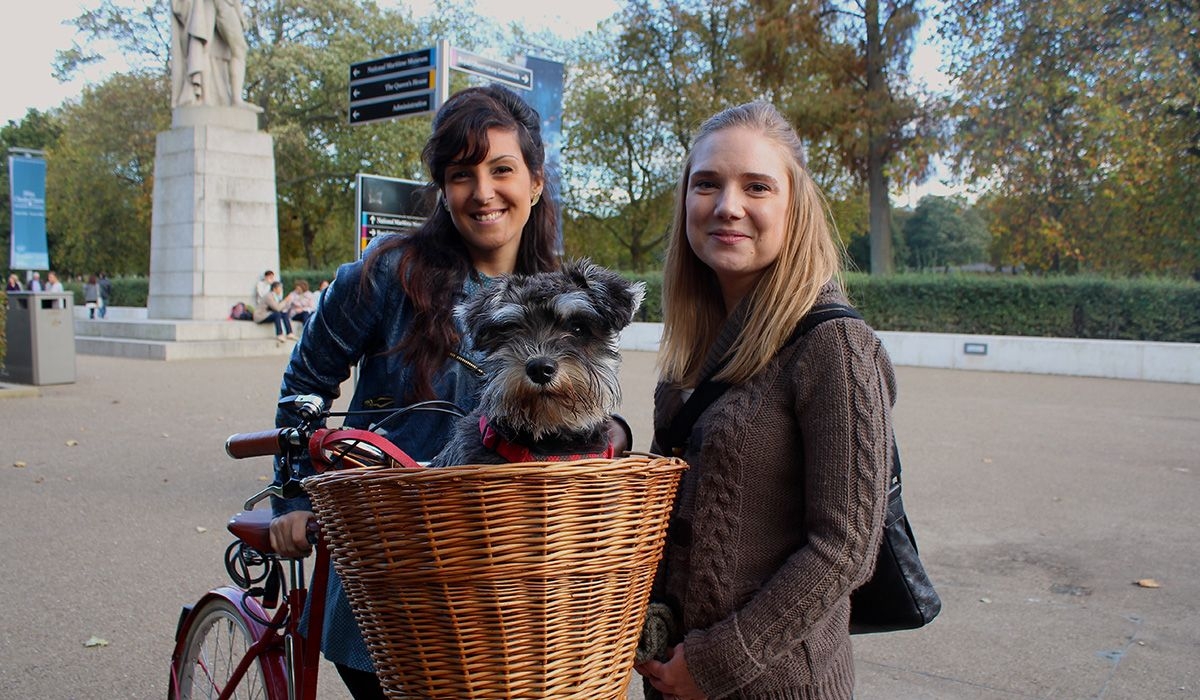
658,102,845,386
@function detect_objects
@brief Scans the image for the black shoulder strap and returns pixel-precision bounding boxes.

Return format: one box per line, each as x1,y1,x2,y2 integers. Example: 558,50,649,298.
655,303,862,454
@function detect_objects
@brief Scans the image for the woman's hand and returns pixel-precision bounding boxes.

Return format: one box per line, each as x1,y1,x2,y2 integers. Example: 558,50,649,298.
269,510,316,558
634,643,706,700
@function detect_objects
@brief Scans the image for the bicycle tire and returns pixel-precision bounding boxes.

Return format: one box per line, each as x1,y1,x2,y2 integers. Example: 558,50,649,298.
169,597,276,700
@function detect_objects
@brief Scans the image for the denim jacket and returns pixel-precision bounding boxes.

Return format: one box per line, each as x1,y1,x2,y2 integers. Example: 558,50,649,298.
270,241,488,671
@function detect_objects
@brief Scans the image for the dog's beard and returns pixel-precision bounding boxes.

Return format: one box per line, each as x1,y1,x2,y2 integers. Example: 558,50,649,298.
478,354,621,441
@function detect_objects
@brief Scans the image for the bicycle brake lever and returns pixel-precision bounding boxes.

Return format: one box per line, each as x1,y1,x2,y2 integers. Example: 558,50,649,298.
243,484,283,511
242,478,306,511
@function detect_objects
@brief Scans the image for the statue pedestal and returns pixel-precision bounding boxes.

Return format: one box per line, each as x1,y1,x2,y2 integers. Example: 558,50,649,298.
147,106,278,320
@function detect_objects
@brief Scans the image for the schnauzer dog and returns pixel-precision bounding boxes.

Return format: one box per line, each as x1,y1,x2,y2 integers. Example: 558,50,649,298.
429,259,644,467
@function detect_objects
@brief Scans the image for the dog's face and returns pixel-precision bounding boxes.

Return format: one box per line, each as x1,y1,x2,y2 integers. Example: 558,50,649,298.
459,259,645,439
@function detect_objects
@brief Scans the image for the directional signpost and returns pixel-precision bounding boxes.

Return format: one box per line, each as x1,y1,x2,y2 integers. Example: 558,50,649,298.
348,46,440,126
349,40,532,126
448,47,533,92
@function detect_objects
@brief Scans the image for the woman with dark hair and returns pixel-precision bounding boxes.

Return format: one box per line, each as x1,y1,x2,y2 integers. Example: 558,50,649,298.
266,85,561,699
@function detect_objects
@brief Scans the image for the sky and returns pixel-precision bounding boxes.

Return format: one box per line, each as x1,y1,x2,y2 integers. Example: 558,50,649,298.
1,0,958,202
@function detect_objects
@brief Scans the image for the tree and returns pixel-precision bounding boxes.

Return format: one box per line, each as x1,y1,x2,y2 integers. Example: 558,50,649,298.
902,195,988,270
742,0,941,274
562,27,682,272
616,0,759,153
245,0,430,268
45,73,170,276
940,0,1200,276
562,0,760,268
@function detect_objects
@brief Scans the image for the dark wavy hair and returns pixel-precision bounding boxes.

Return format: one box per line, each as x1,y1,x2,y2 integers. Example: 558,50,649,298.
365,85,561,400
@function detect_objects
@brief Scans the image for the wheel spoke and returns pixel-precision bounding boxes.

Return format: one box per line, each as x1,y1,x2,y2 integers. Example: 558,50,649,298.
171,599,272,700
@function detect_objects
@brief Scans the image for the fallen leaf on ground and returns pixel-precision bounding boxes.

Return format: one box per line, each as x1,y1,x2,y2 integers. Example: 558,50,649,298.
13,461,26,468
1134,578,1161,588
66,439,79,447
84,636,108,648
196,526,208,533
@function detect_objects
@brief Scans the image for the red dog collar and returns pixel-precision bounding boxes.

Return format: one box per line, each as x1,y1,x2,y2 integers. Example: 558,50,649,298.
479,415,615,463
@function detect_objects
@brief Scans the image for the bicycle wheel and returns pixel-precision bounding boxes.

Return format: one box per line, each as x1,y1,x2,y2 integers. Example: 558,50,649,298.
171,597,273,700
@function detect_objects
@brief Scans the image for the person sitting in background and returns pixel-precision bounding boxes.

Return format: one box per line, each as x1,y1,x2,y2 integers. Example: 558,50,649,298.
5,274,21,292
255,270,276,309
253,280,297,343
314,279,331,307
282,279,317,325
28,272,43,292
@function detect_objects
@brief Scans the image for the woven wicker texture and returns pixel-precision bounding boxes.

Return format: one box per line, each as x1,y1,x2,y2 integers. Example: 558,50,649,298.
304,454,686,699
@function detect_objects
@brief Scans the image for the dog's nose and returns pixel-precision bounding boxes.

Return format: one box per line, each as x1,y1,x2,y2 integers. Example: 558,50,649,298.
525,357,558,385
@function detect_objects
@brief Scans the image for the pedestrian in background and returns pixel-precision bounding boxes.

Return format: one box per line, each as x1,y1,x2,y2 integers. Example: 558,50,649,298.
83,275,102,319
98,273,113,318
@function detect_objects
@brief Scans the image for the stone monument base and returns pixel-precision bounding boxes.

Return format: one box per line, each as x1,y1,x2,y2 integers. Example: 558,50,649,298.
148,106,278,320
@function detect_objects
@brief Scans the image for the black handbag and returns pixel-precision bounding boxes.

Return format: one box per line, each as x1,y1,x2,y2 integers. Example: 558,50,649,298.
848,441,941,634
654,303,941,635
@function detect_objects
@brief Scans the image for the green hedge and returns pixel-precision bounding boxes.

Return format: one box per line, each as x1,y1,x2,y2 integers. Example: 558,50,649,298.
622,271,1199,343
843,273,1200,342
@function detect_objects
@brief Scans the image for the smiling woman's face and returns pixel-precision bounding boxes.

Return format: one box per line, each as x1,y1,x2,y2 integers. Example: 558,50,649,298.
442,127,543,277
684,126,792,310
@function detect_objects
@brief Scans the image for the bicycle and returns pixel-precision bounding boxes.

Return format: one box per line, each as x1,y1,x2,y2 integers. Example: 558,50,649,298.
167,393,462,700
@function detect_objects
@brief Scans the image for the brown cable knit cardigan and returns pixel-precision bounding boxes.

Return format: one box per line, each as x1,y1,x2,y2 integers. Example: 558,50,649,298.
650,287,895,699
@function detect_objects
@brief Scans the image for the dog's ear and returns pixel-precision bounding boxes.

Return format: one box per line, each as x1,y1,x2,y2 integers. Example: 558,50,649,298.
568,258,644,331
457,277,510,351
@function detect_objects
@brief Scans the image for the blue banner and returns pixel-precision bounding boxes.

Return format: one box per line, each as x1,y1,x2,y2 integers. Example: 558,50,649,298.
8,155,49,270
522,56,565,254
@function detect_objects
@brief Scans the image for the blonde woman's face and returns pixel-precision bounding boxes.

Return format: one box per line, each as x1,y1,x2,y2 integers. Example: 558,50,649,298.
685,126,791,307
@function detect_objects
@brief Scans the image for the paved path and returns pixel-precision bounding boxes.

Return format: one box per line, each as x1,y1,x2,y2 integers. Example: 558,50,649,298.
1,353,1197,699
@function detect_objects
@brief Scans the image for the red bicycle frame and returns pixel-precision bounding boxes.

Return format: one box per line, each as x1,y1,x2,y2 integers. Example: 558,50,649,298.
169,510,332,700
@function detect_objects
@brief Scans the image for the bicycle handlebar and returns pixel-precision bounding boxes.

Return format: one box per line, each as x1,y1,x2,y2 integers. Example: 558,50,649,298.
226,429,292,459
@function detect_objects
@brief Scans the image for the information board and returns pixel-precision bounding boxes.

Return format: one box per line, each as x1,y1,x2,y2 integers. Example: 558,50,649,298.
355,174,431,257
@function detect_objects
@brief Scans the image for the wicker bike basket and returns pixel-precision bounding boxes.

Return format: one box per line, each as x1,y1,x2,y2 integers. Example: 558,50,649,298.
303,454,686,699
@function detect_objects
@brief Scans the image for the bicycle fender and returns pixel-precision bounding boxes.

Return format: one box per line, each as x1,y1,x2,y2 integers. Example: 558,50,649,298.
169,586,290,698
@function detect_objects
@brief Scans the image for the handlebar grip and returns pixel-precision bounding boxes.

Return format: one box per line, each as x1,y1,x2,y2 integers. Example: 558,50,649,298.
225,429,287,459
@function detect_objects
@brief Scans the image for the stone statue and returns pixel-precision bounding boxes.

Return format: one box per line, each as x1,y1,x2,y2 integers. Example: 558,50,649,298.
170,0,260,110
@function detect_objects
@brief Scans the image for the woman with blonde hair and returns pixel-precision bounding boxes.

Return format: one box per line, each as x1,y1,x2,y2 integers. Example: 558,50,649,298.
637,101,896,699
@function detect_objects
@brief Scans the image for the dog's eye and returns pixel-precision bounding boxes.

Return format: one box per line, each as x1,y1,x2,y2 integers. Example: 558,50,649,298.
568,322,589,338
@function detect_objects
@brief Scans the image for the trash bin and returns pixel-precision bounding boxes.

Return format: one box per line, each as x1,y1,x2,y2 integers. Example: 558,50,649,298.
1,292,76,385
